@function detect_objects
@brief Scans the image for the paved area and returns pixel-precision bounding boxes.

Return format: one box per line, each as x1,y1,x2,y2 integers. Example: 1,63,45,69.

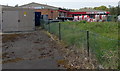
2,30,64,69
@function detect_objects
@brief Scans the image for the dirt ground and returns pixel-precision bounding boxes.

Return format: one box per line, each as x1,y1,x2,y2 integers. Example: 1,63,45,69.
2,29,99,69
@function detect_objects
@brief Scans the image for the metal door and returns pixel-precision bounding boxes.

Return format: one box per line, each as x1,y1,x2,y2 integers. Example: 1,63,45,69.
35,12,41,26
2,11,19,32
18,10,35,31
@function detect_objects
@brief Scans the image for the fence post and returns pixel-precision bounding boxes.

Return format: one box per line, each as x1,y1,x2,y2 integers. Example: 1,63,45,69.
118,40,120,69
87,31,89,57
49,22,50,33
59,23,61,40
42,20,44,29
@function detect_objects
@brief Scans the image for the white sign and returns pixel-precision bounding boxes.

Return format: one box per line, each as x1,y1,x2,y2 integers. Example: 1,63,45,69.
24,12,27,16
34,7,44,9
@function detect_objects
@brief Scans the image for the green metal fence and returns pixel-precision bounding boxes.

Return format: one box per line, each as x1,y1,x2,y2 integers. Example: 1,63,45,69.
89,32,119,69
43,22,119,69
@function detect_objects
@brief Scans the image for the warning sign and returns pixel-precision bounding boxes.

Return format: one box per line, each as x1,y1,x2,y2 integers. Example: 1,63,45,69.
24,12,27,16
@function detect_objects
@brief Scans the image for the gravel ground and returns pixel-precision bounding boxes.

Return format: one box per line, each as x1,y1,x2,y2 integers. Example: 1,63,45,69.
2,29,99,69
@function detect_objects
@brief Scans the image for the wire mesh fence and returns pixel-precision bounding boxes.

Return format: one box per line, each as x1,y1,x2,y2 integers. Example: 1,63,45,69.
43,22,119,69
89,32,119,69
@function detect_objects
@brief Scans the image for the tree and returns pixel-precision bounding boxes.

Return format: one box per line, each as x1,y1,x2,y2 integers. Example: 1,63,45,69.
79,7,93,10
15,4,18,7
116,6,120,15
94,6,108,11
109,6,120,15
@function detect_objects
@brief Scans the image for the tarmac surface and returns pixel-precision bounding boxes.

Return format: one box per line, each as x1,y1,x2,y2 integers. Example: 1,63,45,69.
2,30,64,69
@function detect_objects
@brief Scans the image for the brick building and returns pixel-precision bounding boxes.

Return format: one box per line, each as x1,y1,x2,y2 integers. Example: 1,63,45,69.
19,2,60,20
35,9,59,19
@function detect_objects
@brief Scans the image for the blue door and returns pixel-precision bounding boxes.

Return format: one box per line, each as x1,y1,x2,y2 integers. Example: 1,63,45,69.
35,12,41,26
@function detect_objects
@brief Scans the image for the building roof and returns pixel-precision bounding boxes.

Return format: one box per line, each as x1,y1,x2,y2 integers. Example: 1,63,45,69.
68,9,110,14
19,2,58,10
0,5,13,8
71,9,106,12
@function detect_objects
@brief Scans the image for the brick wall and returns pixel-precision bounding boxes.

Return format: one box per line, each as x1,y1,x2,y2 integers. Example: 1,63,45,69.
36,9,59,19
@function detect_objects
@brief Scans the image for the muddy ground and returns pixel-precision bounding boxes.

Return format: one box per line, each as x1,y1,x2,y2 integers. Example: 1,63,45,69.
2,29,99,69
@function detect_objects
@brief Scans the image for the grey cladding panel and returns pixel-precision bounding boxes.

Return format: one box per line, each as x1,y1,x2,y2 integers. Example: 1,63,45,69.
1,7,35,32
0,7,2,31
18,10,35,31
2,11,19,32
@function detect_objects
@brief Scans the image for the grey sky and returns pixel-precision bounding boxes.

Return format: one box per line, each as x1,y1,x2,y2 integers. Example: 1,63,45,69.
0,0,119,9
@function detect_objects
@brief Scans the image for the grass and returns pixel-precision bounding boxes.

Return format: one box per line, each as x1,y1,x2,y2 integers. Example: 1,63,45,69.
61,21,118,40
44,21,119,69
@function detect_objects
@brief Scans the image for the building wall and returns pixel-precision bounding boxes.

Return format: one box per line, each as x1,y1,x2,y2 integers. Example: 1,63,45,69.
18,9,35,31
52,10,59,19
36,9,59,19
67,13,73,17
59,12,67,17
0,6,2,31
0,6,2,71
2,11,19,31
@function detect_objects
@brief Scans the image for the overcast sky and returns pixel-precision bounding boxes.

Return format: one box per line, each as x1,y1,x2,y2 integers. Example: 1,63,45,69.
0,0,119,9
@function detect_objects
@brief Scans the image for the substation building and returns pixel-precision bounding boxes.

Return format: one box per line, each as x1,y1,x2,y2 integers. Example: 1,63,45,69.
0,5,35,32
